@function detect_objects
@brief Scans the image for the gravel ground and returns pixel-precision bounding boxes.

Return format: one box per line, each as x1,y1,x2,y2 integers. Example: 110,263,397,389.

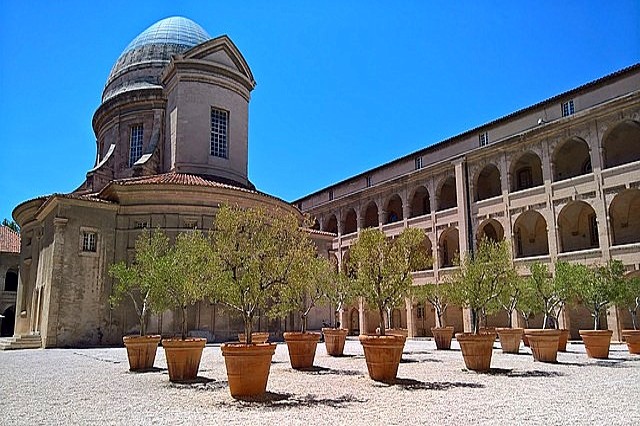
1,338,638,425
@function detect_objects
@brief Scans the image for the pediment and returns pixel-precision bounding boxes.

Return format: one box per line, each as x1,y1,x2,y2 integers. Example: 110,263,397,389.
183,35,255,84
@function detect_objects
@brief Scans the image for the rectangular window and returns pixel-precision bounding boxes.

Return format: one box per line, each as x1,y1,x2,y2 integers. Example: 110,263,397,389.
328,190,334,201
561,100,575,117
210,108,229,158
82,232,97,252
479,132,489,147
129,125,144,167
134,221,148,229
366,176,372,187
415,157,423,170
184,219,198,229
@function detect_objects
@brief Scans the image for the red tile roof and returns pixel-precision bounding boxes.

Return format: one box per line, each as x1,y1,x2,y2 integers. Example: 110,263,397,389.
110,172,257,193
0,226,20,253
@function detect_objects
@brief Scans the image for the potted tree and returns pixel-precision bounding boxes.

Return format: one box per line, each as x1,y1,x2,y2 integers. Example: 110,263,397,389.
108,230,165,371
413,283,454,350
348,227,426,383
516,278,542,347
206,205,314,398
576,260,625,359
448,239,512,372
153,230,210,382
272,254,333,369
522,263,563,362
496,275,525,354
322,268,355,356
619,275,640,354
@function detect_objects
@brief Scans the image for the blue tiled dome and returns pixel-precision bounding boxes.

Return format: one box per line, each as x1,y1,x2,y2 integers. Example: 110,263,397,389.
103,17,210,102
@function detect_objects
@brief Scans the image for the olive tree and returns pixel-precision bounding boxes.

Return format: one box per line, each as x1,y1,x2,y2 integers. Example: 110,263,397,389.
573,260,625,330
348,227,427,336
617,276,640,330
412,283,451,328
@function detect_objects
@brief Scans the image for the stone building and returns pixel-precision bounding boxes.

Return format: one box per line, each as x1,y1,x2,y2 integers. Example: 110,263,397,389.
295,64,640,340
0,226,20,337
11,17,333,348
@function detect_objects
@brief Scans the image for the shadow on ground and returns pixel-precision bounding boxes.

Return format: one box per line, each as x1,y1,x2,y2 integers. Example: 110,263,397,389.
479,368,564,378
292,366,361,376
218,392,367,408
377,378,484,391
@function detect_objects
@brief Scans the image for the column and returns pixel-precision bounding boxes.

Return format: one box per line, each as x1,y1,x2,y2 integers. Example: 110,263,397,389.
358,297,368,336
453,158,470,259
405,297,415,339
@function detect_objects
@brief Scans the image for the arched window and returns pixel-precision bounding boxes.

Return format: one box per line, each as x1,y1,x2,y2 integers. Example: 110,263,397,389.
385,195,403,224
513,211,549,258
343,209,357,234
323,215,338,234
511,152,543,191
475,165,501,201
410,186,430,217
552,138,592,181
602,120,640,168
438,177,457,210
4,271,18,292
557,201,599,252
609,189,640,245
363,202,379,228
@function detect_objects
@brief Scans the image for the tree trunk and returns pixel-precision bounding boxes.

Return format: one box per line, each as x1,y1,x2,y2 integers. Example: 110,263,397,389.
181,305,188,340
378,306,386,336
244,314,253,345
631,309,638,330
301,314,308,333
471,309,479,334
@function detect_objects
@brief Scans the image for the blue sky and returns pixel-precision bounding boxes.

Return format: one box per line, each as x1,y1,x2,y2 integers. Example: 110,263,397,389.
1,1,638,223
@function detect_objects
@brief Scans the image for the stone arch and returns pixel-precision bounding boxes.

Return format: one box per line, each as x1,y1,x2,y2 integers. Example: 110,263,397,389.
513,210,549,257
363,201,379,228
602,120,640,168
438,176,457,210
477,219,504,245
439,227,459,267
510,152,543,192
343,208,357,234
609,189,640,245
323,214,338,234
4,270,18,292
557,201,599,253
1,306,15,337
475,164,502,201
385,194,403,224
409,185,431,217
311,218,320,230
553,137,592,181
421,234,433,270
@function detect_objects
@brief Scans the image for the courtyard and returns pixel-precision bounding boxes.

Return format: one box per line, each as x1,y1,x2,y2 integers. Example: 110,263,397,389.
1,338,638,425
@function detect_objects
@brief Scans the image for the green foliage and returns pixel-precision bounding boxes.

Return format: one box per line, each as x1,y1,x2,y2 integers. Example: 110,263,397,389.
324,268,356,322
516,275,544,328
2,218,19,232
412,283,451,327
447,239,515,334
573,260,625,330
348,227,427,335
206,205,315,343
108,229,171,336
498,274,526,328
617,276,640,330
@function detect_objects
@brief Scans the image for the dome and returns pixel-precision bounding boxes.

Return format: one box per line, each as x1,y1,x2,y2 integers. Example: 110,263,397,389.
103,16,211,102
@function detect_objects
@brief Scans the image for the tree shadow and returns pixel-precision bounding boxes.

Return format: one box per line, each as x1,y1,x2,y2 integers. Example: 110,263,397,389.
166,376,218,387
480,368,564,378
127,366,167,374
219,392,367,408
379,378,484,391
294,366,361,376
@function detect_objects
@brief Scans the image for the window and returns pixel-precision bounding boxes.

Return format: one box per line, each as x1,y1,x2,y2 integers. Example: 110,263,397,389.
589,214,599,247
82,232,97,252
415,157,423,170
184,220,198,229
479,132,489,147
416,304,425,320
366,176,372,187
129,125,144,167
210,108,229,158
561,100,575,117
328,190,334,201
517,167,532,189
134,221,148,229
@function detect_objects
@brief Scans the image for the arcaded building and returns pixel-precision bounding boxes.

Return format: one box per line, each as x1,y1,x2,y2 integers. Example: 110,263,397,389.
296,64,640,340
10,17,332,348
0,226,20,337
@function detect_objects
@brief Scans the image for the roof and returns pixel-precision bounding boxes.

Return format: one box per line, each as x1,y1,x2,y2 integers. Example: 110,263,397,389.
108,172,257,193
294,62,640,203
0,226,20,253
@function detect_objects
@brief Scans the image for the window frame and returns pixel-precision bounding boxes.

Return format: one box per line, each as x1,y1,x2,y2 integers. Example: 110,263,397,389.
210,107,229,159
128,124,144,167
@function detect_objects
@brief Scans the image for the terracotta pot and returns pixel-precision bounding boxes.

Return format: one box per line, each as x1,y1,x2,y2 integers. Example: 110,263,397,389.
524,329,560,363
522,333,530,347
557,329,570,352
161,338,206,382
496,328,523,354
283,332,321,369
322,328,348,356
431,326,454,350
385,328,409,337
359,334,406,383
579,329,613,359
221,343,276,398
238,332,270,344
479,327,497,337
621,329,640,355
123,335,161,371
455,333,495,372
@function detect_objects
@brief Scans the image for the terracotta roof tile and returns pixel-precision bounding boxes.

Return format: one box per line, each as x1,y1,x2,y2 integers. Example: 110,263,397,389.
111,172,257,193
0,226,20,253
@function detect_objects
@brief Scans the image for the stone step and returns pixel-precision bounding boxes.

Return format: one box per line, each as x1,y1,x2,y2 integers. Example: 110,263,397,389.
0,335,42,350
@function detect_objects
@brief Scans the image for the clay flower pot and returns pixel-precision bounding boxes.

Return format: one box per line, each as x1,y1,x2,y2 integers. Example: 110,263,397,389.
522,333,530,347
455,333,495,372
579,329,613,359
322,328,348,356
161,337,206,382
359,334,406,383
621,330,640,355
283,332,321,369
496,328,523,354
524,329,560,363
238,332,270,344
385,328,409,337
557,329,570,352
431,326,455,350
221,342,276,398
123,335,161,371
